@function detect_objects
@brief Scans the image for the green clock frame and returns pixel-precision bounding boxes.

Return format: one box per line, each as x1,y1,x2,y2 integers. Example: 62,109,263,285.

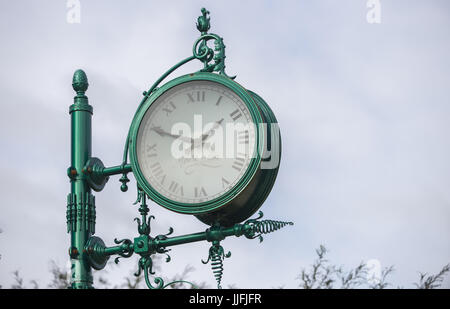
195,87,282,226
129,72,280,226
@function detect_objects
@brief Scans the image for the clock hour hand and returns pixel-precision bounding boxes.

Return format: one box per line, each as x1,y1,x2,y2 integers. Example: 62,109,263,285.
190,118,224,150
151,126,193,144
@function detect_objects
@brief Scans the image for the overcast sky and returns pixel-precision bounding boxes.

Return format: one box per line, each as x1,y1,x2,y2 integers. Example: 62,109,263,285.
0,0,449,289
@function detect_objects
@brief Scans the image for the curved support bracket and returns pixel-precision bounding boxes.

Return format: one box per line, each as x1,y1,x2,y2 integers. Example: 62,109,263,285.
137,256,165,289
137,255,198,289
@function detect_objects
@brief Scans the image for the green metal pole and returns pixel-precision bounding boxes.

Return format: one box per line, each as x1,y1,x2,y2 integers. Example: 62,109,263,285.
67,69,95,289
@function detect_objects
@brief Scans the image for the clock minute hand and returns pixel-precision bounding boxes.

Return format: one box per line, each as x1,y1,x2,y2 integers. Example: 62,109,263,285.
191,118,224,150
201,118,224,142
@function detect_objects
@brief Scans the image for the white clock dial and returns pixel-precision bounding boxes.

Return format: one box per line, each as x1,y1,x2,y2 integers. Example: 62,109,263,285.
136,80,257,204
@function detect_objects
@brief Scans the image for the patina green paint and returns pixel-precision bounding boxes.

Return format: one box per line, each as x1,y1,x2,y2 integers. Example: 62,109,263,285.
66,8,293,289
129,72,264,217
67,69,95,289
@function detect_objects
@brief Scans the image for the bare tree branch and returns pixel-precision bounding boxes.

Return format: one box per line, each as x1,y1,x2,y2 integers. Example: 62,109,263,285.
47,260,70,289
11,270,24,289
414,264,450,289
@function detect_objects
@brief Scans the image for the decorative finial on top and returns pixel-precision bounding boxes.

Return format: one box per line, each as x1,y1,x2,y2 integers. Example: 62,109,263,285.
72,69,89,95
196,8,210,34
193,8,235,79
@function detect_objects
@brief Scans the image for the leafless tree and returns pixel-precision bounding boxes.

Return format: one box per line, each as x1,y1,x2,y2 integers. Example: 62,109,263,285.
47,260,70,289
2,244,448,289
297,245,448,289
414,264,450,289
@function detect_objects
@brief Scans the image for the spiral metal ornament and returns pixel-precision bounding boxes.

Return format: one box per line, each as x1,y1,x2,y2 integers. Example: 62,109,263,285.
244,211,294,243
193,34,235,79
155,227,175,262
134,256,198,289
193,8,235,79
202,241,231,289
134,256,165,289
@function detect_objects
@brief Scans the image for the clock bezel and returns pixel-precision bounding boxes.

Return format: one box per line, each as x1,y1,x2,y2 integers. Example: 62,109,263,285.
129,72,264,215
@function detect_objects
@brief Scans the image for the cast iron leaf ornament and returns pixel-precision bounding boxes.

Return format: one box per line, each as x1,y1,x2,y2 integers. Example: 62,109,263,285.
113,238,133,264
134,189,153,236
196,8,210,34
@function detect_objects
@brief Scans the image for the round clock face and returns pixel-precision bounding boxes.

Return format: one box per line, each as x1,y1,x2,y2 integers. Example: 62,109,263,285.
135,79,258,206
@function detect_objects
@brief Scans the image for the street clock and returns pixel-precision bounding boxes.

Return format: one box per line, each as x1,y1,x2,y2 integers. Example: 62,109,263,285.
130,73,281,226
67,8,291,289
